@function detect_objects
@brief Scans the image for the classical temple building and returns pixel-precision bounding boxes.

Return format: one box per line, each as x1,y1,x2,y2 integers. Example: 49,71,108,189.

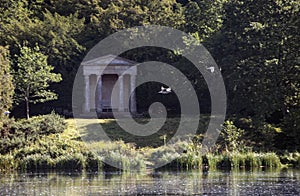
81,55,137,114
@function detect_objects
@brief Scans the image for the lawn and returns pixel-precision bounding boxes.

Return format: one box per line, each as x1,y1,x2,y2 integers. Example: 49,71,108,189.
73,116,210,148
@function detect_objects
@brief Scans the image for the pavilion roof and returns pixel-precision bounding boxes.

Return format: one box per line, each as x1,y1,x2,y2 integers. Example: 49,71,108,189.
81,54,136,66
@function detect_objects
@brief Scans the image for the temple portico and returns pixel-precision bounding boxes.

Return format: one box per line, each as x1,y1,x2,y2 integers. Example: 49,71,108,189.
81,55,137,114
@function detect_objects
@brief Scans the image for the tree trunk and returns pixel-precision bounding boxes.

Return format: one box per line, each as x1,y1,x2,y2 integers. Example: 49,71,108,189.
25,98,29,119
25,88,30,119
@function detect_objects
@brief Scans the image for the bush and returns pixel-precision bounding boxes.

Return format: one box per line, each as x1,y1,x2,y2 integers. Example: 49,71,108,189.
0,112,66,155
25,112,66,135
0,117,16,137
220,120,246,152
0,154,15,171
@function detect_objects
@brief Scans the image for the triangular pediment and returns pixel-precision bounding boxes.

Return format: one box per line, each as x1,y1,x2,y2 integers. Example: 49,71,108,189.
81,54,136,66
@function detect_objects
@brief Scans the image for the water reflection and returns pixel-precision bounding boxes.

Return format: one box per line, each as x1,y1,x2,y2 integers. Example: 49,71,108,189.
0,169,299,195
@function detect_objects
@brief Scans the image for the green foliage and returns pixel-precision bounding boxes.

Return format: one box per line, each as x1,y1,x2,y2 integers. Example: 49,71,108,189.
278,109,300,151
54,153,85,170
205,152,281,169
88,141,146,171
14,44,62,118
0,154,15,171
0,46,14,125
0,113,66,155
20,154,53,171
217,0,300,125
220,120,245,152
280,152,300,168
26,112,67,135
184,0,225,41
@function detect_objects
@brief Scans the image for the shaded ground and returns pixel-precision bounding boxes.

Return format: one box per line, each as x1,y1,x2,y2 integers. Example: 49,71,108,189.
74,116,210,148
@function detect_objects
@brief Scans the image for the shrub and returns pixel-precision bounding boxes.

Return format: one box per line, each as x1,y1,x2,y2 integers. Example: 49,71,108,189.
280,152,300,168
0,117,16,137
220,120,246,152
0,154,15,171
26,112,66,135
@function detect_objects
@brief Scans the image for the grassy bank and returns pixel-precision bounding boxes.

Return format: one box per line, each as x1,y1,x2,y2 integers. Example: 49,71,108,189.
0,118,299,172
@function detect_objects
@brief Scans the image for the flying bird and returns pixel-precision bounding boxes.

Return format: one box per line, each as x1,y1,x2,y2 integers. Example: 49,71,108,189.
4,111,11,115
206,66,215,73
233,85,237,91
158,86,172,94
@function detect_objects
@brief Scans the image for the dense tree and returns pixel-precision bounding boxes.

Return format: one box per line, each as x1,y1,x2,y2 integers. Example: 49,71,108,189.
211,0,300,150
184,0,225,41
14,45,62,119
0,46,14,121
216,0,299,120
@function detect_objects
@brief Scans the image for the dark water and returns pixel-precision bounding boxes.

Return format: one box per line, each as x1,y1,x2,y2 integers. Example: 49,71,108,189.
0,169,299,195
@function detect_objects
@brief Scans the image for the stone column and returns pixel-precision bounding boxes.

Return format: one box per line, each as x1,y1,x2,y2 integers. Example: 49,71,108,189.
130,75,137,112
84,74,90,113
119,74,124,112
96,74,102,112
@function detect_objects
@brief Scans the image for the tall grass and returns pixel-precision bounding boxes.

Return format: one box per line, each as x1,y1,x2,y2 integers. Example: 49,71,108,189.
87,141,146,171
261,153,281,168
205,153,222,170
204,152,282,170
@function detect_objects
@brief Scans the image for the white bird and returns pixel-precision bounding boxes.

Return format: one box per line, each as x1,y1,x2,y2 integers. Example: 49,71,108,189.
233,85,237,91
206,66,215,73
158,86,172,94
4,111,11,115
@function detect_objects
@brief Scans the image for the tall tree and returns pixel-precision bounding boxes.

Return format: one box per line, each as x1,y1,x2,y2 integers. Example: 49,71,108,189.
216,0,300,120
212,0,300,149
14,44,62,119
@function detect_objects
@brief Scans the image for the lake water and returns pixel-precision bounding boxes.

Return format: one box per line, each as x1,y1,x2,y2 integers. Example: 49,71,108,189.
0,169,299,195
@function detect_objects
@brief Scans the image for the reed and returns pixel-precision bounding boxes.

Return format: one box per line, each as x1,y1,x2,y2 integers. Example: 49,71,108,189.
19,154,53,171
245,152,261,168
178,153,202,169
206,153,222,170
54,153,86,170
261,152,281,168
230,152,246,168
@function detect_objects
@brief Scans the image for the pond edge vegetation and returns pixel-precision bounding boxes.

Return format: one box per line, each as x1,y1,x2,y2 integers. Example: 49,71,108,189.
0,114,299,173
